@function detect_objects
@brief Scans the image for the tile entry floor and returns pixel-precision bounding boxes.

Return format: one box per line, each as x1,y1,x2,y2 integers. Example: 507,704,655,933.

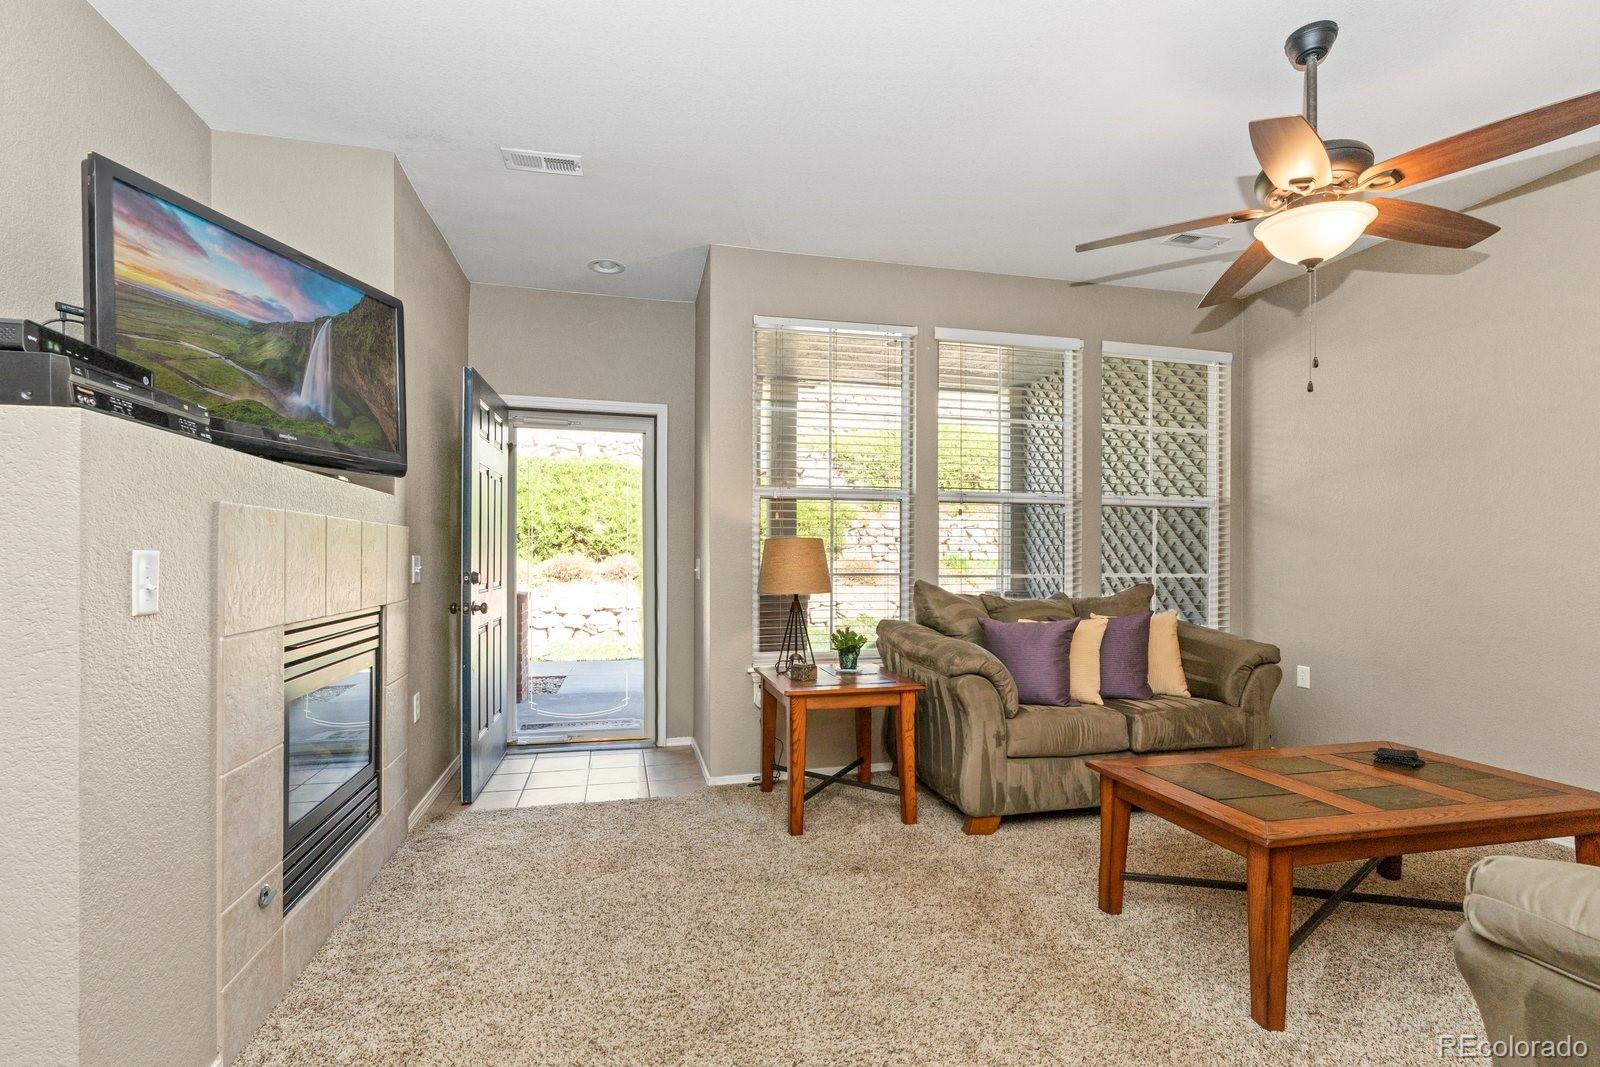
467,744,706,810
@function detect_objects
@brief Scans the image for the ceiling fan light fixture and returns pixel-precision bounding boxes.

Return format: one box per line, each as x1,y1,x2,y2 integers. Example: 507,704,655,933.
1253,200,1378,267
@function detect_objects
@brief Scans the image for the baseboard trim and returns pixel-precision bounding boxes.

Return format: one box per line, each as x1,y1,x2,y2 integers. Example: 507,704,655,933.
409,753,461,831
662,735,695,748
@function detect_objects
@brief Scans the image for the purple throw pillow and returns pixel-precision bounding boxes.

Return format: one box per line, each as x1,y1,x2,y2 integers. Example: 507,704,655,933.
978,617,1079,707
1099,611,1155,700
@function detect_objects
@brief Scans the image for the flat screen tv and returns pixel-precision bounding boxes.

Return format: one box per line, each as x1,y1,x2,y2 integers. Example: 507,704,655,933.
83,153,407,475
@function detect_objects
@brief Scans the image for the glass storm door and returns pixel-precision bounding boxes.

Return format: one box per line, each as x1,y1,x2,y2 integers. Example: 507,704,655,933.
511,410,656,745
458,369,514,802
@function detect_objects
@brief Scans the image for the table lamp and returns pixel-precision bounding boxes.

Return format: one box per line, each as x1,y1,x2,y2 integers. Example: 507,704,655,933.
758,536,831,674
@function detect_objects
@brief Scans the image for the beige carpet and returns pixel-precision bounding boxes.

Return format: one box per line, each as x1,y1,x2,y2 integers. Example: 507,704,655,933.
237,779,1564,1065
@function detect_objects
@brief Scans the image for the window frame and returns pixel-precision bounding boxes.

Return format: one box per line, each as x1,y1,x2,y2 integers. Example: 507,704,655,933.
1097,341,1232,629
751,317,916,660
932,328,1083,599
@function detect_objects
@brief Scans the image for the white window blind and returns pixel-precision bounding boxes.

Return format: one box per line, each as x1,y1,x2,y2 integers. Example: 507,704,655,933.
1099,342,1231,628
753,318,914,655
935,330,1081,598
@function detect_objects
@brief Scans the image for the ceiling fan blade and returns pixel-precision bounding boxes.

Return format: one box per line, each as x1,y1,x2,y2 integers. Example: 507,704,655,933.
1075,209,1263,253
1198,241,1274,309
1365,198,1499,248
1362,89,1600,191
1249,116,1333,191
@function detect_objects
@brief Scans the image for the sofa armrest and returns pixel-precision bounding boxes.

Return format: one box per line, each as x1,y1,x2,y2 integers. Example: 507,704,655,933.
1464,855,1600,991
876,619,1019,717
1177,622,1281,708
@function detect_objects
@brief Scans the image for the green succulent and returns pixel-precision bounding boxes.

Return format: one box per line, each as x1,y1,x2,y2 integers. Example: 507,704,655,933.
829,626,869,654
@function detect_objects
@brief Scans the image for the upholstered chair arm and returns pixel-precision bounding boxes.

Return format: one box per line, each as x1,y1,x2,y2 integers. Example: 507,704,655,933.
1177,622,1280,747
1464,855,1600,988
876,620,1015,818
875,620,1018,716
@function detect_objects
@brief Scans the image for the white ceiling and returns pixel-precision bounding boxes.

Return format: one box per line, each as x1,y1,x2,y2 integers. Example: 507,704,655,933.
91,0,1600,303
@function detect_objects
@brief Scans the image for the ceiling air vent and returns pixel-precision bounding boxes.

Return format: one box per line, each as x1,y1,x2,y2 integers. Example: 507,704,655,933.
500,148,583,176
1161,232,1229,250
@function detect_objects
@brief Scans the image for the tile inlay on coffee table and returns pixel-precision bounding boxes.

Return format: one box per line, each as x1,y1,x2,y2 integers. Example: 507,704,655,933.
1088,741,1600,1032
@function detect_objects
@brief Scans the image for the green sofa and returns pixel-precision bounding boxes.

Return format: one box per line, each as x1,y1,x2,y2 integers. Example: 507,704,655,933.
876,580,1282,834
1454,855,1600,1063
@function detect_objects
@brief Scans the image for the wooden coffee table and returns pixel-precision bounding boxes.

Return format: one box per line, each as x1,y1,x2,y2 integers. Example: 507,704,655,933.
1088,742,1600,1031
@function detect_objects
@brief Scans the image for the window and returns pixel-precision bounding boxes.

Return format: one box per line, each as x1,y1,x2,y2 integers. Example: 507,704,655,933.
935,329,1081,598
1098,342,1230,627
753,318,914,655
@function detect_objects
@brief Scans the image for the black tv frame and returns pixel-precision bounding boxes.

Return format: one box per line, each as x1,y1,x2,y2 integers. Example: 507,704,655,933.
82,153,408,476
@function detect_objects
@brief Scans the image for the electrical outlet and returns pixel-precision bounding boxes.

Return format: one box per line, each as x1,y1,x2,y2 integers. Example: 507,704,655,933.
1296,665,1311,689
410,554,423,585
412,692,421,723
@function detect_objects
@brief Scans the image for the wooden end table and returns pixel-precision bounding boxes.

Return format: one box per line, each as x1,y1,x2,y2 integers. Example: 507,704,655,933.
754,665,923,835
1088,741,1600,1031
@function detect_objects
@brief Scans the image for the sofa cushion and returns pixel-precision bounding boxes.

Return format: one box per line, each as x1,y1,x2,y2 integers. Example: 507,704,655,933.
1103,695,1246,753
979,592,1075,623
1005,703,1130,758
913,580,988,643
1074,582,1154,618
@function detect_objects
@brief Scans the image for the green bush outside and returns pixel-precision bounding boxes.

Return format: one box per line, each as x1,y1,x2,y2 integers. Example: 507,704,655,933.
517,456,642,565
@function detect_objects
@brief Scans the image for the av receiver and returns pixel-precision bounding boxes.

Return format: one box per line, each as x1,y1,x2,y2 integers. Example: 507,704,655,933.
0,349,210,441
0,317,154,388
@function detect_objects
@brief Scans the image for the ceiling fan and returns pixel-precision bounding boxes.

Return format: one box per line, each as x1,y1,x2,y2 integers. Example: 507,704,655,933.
1076,20,1600,309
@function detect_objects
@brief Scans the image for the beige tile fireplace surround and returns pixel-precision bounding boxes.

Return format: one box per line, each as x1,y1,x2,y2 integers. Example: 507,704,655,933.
216,503,410,1062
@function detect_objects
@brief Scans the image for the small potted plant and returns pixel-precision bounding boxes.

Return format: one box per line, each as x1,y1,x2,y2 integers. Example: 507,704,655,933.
829,626,869,673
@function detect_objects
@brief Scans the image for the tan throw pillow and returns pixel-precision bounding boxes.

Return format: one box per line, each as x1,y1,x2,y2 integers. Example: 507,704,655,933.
1105,610,1189,697
1068,616,1108,705
1074,582,1154,619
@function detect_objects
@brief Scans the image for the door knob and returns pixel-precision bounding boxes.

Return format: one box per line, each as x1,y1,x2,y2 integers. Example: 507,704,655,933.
449,602,460,614
471,601,489,614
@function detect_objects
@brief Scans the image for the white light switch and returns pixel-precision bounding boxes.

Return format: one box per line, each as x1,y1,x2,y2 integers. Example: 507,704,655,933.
410,554,423,585
1296,665,1311,689
412,692,421,723
131,549,160,616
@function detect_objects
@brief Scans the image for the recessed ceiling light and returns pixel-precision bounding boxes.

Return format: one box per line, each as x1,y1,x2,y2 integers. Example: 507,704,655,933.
588,259,625,275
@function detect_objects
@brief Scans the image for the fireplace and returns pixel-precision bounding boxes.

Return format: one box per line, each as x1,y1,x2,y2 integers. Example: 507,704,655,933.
282,609,383,911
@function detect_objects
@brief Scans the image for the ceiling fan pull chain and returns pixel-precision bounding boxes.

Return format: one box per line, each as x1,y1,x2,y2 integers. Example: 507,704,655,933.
1306,267,1318,393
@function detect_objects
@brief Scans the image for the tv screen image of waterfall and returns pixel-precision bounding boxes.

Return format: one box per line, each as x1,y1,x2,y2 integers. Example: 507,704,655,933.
108,179,399,452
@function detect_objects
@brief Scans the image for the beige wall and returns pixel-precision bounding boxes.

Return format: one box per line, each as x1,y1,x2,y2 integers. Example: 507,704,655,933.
0,1,212,1062
467,284,697,739
211,133,397,291
1237,156,1600,791
0,0,212,323
695,246,1242,778
0,5,468,1061
394,166,471,801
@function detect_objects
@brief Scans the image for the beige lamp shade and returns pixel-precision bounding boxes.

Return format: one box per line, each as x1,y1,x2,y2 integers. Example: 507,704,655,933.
758,537,832,596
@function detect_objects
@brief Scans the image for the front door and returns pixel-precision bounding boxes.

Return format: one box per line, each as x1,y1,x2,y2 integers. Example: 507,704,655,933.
458,369,514,802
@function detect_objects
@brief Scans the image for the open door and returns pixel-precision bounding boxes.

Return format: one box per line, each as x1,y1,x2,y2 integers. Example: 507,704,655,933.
457,368,514,802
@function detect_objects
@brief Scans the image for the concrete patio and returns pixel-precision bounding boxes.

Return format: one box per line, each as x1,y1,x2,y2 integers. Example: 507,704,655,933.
517,658,647,739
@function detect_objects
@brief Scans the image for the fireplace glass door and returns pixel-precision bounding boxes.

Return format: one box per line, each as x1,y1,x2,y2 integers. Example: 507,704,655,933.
283,609,382,909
